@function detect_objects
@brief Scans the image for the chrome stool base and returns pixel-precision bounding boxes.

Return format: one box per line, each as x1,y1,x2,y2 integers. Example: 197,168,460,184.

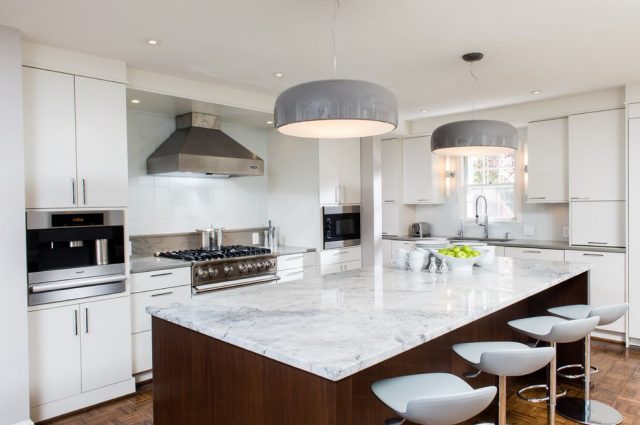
556,397,622,425
384,418,405,425
517,383,567,403
558,363,599,380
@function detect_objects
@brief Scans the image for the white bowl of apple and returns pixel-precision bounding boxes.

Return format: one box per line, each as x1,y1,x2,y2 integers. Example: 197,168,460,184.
430,245,489,271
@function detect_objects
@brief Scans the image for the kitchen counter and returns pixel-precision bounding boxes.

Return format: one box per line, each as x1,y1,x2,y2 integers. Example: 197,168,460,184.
383,235,626,253
130,255,190,274
148,257,589,381
274,246,316,256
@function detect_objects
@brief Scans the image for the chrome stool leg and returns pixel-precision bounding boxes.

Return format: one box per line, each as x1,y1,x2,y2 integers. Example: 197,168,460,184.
556,334,622,425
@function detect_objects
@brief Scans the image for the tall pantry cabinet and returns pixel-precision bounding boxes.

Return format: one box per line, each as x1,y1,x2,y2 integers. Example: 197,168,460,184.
628,104,640,341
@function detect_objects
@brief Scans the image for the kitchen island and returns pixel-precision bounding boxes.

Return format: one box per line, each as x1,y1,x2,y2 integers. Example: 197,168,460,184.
148,257,590,425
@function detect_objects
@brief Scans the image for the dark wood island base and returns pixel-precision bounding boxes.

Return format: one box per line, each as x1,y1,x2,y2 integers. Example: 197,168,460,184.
152,271,587,425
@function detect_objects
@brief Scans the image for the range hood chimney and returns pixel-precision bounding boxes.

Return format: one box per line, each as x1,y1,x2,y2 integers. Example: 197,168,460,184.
147,112,264,178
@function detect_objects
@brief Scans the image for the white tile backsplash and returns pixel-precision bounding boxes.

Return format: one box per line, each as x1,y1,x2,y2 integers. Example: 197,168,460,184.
127,110,269,236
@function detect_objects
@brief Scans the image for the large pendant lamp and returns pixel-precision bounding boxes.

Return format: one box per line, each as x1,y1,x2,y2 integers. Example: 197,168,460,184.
274,2,398,139
431,53,518,156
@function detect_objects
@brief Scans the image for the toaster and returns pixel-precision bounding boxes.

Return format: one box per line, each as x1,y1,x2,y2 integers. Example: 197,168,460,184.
411,222,431,237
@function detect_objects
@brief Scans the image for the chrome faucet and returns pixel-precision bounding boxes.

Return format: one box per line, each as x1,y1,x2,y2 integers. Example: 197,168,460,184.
475,195,489,239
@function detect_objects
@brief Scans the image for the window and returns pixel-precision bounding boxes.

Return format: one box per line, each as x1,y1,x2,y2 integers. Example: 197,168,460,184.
462,151,519,221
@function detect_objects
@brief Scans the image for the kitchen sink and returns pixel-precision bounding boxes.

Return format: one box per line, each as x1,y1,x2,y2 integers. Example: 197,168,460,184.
448,237,514,243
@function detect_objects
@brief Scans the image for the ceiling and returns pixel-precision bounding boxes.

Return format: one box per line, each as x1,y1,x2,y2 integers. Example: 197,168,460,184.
2,0,639,121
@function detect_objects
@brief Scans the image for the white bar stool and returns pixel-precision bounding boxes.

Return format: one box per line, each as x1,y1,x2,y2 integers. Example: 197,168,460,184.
371,372,497,425
548,303,628,425
508,315,600,425
452,341,555,425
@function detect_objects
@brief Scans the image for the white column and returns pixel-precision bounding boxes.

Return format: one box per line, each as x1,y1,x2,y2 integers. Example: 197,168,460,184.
0,25,32,424
360,136,383,270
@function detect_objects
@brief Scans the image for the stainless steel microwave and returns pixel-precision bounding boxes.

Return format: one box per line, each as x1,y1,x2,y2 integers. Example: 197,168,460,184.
322,205,361,249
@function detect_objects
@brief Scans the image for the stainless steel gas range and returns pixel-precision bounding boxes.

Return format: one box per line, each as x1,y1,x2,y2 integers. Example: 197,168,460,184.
156,245,278,294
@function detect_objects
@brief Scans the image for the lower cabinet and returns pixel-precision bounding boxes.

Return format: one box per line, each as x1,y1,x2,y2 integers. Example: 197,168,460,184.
321,260,362,275
504,247,565,261
319,246,362,275
564,250,626,333
277,252,317,283
492,245,506,257
28,296,133,416
382,240,393,264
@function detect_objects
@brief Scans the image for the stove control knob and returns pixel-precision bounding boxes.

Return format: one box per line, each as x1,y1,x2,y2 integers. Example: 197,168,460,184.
247,263,255,272
238,264,248,273
256,262,264,271
198,269,208,279
224,266,234,276
268,259,277,269
208,268,218,278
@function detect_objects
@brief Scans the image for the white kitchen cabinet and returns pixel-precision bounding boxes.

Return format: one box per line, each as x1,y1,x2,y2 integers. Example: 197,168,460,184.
28,296,132,410
527,118,568,203
23,67,128,209
381,138,403,203
277,252,317,283
629,116,640,340
28,305,82,407
504,247,564,261
278,267,317,283
382,239,393,264
80,297,132,392
570,201,624,248
564,250,626,333
319,246,361,274
23,67,77,209
491,245,506,257
319,138,361,205
391,240,415,253
75,76,128,207
131,286,191,334
568,109,625,201
320,260,362,275
382,203,399,236
402,136,444,204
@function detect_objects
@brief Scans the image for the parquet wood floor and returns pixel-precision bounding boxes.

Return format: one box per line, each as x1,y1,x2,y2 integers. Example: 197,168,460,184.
40,340,640,425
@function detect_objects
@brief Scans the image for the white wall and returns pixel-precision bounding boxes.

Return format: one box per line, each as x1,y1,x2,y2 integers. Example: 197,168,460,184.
127,110,269,235
266,131,322,250
0,25,31,425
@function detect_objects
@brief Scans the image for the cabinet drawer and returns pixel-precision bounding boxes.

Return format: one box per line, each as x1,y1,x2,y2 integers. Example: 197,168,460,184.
277,252,316,271
504,247,564,261
320,247,361,266
277,266,316,283
131,286,190,333
391,241,415,252
564,250,625,333
320,260,361,275
132,331,152,374
571,201,625,248
130,267,191,293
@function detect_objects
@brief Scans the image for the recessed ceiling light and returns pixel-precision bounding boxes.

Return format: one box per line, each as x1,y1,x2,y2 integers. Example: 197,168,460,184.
145,38,160,46
273,72,284,78
420,109,428,113
266,120,274,125
530,90,543,95
130,99,141,104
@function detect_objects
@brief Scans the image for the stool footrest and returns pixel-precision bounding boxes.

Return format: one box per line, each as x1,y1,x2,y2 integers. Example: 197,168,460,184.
517,383,567,403
557,363,599,380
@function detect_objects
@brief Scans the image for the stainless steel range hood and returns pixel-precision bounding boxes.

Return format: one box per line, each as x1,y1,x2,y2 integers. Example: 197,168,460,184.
147,112,264,177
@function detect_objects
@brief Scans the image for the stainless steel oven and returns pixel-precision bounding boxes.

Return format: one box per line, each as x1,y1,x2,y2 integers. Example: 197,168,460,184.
322,205,361,249
26,210,127,306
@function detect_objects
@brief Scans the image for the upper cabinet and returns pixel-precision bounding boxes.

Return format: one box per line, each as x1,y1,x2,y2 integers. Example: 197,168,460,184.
23,67,128,209
568,109,625,201
381,138,403,204
319,138,361,205
527,118,568,203
402,136,444,204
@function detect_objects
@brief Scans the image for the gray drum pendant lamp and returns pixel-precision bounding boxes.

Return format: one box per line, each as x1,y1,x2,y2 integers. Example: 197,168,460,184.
274,1,398,139
431,53,518,156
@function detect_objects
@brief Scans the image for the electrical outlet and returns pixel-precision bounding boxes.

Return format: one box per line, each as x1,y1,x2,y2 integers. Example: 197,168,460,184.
252,232,260,245
562,226,570,238
523,224,535,236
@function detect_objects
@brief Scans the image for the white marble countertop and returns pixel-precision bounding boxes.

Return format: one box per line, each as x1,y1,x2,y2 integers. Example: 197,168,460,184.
147,258,590,381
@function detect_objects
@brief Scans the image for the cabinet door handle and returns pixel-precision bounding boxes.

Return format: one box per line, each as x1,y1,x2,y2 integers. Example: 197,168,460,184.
418,198,430,202
84,307,89,334
151,291,174,297
570,197,590,200
71,178,76,205
587,242,608,245
583,253,604,257
528,196,546,200
150,272,173,278
522,250,541,254
73,309,79,336
384,200,395,203
82,179,87,205
334,250,350,255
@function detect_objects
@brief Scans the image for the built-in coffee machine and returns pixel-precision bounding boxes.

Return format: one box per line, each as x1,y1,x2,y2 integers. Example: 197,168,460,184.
26,210,126,305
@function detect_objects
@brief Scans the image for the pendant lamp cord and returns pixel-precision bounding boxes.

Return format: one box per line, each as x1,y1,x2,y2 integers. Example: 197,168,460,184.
332,0,340,78
469,61,478,119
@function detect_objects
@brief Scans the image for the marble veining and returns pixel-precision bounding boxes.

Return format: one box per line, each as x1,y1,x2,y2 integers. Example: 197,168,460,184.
147,257,590,381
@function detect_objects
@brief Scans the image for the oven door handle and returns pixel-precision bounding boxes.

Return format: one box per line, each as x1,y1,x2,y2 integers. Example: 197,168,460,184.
29,274,128,293
193,275,280,294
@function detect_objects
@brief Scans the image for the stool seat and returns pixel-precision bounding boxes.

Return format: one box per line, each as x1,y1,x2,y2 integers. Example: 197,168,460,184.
508,315,600,343
549,303,628,327
371,373,496,425
453,341,555,377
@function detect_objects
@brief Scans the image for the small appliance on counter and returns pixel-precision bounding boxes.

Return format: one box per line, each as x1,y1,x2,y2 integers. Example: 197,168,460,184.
411,222,431,237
